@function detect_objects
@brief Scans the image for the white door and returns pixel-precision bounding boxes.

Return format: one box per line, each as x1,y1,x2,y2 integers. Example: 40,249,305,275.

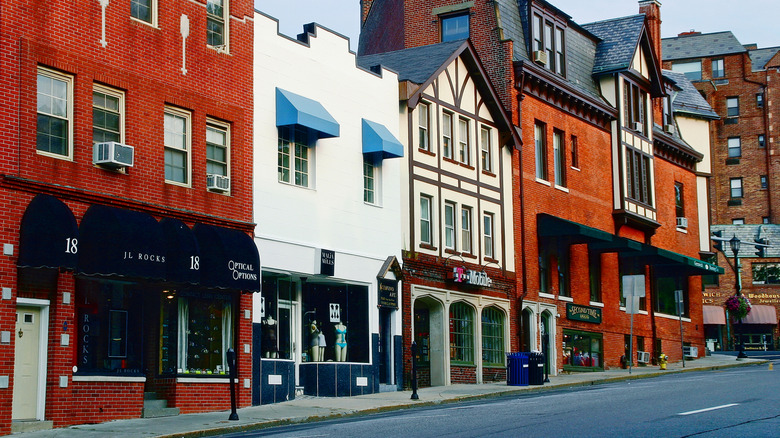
13,306,42,420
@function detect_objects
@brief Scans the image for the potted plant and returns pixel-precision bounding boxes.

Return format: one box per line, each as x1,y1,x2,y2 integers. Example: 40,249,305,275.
725,294,751,320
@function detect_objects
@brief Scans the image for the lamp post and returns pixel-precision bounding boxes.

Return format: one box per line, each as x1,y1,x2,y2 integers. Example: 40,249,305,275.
729,236,748,359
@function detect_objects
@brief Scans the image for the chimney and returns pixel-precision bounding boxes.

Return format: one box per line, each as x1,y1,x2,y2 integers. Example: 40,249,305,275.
361,0,374,25
639,0,662,60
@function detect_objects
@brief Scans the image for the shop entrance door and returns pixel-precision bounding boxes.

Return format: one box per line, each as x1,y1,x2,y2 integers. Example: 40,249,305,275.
281,301,299,385
13,304,47,420
378,308,392,384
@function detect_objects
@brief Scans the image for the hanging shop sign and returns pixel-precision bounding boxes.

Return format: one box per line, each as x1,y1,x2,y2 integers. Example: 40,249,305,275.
378,278,399,309
316,248,335,276
450,267,492,287
566,303,602,324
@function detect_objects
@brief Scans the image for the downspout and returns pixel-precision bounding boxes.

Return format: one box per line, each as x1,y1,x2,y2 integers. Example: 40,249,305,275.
516,74,529,352
741,51,772,220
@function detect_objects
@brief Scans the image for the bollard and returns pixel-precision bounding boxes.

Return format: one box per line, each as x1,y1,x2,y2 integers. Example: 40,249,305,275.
227,348,239,421
411,341,419,400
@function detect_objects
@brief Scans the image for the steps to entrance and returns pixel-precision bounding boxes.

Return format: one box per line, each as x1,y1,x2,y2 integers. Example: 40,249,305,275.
142,392,180,418
11,420,53,434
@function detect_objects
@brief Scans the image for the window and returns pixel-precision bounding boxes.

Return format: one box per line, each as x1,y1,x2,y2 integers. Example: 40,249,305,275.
441,13,469,42
483,213,494,259
624,80,647,135
442,111,453,159
557,247,570,298
563,330,602,369
302,282,369,363
672,60,702,81
655,276,687,317
164,107,191,185
712,58,724,78
480,126,492,172
444,202,456,250
758,135,766,148
760,175,768,190
481,307,505,366
553,130,566,187
753,263,780,284
532,12,566,75
420,195,433,245
278,126,311,187
732,218,745,225
727,137,741,158
757,93,764,108
206,0,227,48
458,118,470,165
461,207,472,254
363,158,377,204
674,182,684,219
539,247,550,294
730,178,743,198
625,147,653,205
764,217,771,224
37,67,73,158
130,0,156,25
662,95,674,128
206,120,229,179
589,252,601,303
619,256,646,310
93,85,123,144
449,302,474,364
418,102,430,151
571,135,579,168
726,97,739,117
260,275,296,360
535,122,547,180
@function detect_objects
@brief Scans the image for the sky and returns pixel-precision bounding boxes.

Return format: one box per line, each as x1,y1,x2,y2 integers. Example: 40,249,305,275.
255,0,779,53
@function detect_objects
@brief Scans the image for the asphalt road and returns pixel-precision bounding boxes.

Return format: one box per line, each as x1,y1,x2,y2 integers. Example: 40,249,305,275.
224,361,780,438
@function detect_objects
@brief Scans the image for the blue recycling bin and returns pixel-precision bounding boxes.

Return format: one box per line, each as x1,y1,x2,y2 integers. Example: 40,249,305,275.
506,352,529,386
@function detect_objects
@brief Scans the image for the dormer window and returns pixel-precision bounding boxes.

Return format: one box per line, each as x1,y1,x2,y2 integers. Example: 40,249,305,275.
441,12,469,42
531,9,566,76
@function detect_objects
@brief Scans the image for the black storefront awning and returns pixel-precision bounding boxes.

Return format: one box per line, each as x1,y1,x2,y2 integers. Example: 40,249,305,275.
160,217,201,285
78,204,166,280
193,223,260,292
18,194,79,269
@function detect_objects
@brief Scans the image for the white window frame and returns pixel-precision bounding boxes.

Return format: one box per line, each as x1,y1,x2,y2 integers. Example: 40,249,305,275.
206,118,230,185
419,102,430,151
535,122,547,180
458,117,470,165
442,111,453,159
420,195,433,246
278,126,312,188
727,97,739,117
483,213,494,259
461,206,472,254
92,84,125,145
480,126,492,172
727,137,741,158
37,67,74,160
712,58,725,78
130,0,158,27
363,157,381,205
553,130,566,187
730,178,743,198
444,201,456,250
164,107,192,187
672,60,702,81
206,0,229,52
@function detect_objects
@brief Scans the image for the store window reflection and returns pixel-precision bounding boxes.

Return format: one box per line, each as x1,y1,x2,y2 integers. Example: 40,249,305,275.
562,330,602,369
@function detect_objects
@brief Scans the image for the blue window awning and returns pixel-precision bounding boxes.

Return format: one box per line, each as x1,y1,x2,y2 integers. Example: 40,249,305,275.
18,194,78,270
276,88,340,139
362,119,404,159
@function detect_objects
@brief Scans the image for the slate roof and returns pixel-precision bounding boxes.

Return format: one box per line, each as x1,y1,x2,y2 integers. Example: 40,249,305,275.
711,224,780,258
580,15,646,75
749,47,780,71
663,70,719,119
661,31,746,61
356,40,466,84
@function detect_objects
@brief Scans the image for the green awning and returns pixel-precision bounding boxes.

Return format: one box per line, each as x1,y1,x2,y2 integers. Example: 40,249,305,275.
537,213,614,244
651,247,724,275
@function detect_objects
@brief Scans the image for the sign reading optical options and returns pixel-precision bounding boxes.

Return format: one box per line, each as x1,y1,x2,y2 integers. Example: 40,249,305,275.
566,303,602,324
378,278,398,309
450,267,492,287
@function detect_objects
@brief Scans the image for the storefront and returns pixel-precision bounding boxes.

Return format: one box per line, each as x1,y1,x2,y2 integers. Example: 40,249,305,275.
15,195,259,421
733,305,777,350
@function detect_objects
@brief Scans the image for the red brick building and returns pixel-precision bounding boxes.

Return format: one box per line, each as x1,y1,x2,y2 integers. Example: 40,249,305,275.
360,0,720,381
0,0,256,433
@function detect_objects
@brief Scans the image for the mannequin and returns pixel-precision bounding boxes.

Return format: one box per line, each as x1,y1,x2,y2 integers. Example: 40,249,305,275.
334,322,347,362
262,315,278,358
309,320,326,362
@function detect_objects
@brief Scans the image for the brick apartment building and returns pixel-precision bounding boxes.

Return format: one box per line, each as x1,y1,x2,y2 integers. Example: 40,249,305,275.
0,0,257,433
359,0,720,383
662,32,780,349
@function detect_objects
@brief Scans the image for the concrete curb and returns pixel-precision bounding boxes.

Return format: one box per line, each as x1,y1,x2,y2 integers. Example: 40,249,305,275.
156,359,769,438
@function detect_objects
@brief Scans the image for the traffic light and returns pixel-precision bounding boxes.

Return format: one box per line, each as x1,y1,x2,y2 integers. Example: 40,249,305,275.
712,230,724,252
754,238,770,257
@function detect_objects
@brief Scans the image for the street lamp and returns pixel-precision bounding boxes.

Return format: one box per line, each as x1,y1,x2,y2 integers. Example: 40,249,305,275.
729,236,748,359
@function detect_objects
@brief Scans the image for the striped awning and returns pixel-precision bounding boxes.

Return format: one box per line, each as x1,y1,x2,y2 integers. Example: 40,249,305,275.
702,305,726,325
741,305,778,325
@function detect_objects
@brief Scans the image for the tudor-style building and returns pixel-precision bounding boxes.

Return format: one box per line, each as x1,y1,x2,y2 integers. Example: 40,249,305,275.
360,0,721,373
0,1,257,433
359,40,519,386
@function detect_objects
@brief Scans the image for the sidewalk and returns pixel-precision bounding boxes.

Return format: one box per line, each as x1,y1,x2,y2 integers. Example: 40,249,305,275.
12,354,769,437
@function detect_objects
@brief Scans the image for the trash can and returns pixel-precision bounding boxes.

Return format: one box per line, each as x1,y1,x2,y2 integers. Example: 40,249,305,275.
506,352,529,386
528,352,545,385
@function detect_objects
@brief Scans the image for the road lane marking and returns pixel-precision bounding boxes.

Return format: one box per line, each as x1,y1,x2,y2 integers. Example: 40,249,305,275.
678,403,739,416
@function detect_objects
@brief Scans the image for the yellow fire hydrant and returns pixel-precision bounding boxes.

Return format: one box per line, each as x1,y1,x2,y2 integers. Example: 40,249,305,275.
658,353,668,370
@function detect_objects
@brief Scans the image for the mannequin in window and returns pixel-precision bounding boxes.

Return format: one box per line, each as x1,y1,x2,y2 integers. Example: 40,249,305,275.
334,322,347,362
309,320,326,362
262,315,278,358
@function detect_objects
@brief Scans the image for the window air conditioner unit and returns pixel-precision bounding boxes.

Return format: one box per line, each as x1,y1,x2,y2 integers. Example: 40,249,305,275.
636,351,650,364
207,174,230,192
633,121,643,132
664,124,675,134
93,141,134,168
676,217,688,229
533,50,548,65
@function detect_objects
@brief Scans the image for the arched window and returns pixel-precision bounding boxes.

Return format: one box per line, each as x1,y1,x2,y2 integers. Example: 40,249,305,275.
482,307,505,366
449,302,474,364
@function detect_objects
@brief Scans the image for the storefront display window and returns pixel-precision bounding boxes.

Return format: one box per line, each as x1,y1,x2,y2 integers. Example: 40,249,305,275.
655,276,687,317
449,302,474,364
76,278,143,374
260,274,296,360
562,330,602,369
302,282,369,363
481,307,504,366
160,291,234,376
